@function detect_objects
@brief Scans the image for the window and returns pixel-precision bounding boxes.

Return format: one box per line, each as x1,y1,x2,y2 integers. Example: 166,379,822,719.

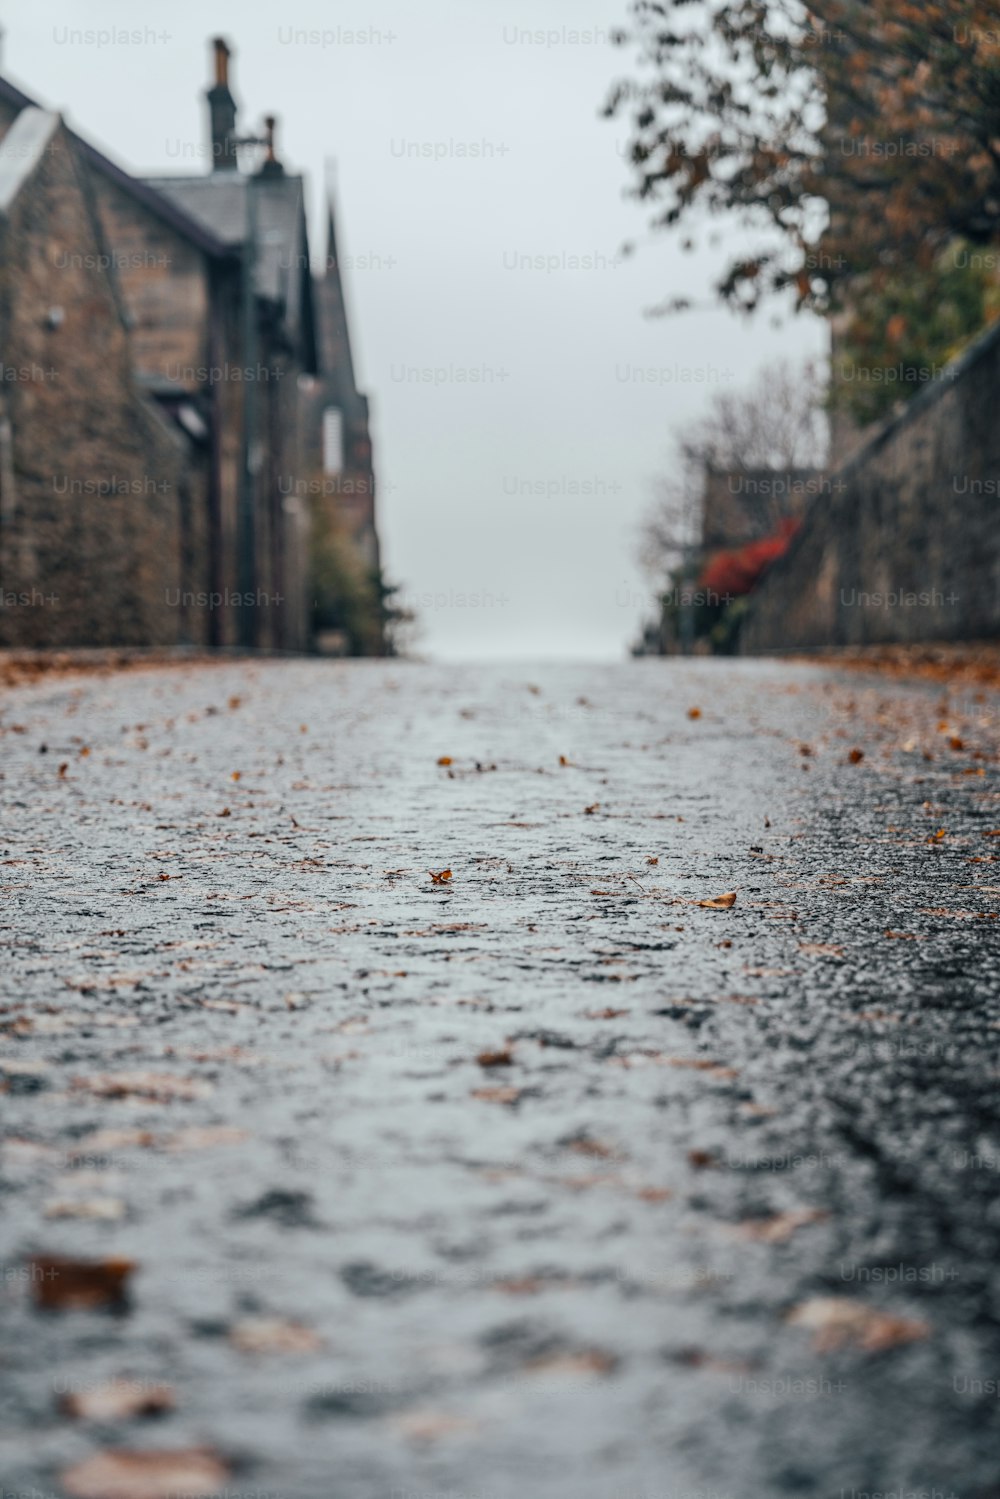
322,406,344,475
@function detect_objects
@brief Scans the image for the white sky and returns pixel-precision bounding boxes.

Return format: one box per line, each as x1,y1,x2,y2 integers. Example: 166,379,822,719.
2,0,826,660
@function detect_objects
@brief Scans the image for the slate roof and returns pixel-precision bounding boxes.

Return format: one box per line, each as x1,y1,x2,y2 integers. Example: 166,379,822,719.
144,171,309,315
0,74,230,257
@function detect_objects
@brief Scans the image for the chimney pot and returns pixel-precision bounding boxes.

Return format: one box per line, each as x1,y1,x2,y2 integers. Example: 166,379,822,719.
206,35,238,172
213,36,230,88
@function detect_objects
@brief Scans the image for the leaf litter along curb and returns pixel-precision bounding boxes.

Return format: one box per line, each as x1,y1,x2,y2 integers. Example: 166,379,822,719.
60,1448,230,1499
787,1297,930,1354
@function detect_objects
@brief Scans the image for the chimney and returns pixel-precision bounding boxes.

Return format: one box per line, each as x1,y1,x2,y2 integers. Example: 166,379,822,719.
258,115,284,176
206,36,238,171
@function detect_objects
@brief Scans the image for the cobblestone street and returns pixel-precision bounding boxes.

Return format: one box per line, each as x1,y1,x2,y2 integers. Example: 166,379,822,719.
2,657,1000,1499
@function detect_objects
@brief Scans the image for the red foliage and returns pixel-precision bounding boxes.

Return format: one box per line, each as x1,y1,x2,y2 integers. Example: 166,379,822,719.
699,518,800,599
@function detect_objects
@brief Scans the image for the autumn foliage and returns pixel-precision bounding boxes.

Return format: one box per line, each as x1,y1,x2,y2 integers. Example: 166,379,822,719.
607,2,1000,413
699,517,801,597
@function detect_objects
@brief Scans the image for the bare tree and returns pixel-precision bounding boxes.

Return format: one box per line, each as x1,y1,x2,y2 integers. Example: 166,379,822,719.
639,357,828,580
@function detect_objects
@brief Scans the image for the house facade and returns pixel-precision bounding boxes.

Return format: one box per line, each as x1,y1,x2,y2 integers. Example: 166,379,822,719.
0,38,380,653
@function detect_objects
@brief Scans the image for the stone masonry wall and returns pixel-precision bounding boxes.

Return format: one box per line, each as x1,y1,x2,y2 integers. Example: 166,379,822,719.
741,321,1000,652
0,122,188,647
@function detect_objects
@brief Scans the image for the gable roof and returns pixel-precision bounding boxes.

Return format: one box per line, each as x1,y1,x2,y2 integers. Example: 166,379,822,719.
0,73,230,257
0,106,60,216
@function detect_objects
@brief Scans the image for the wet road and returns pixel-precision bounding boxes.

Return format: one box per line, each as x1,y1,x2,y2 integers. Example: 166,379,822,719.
1,657,999,1499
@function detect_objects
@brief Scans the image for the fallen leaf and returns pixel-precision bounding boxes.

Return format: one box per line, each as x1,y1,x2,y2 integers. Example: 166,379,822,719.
848,748,865,764
161,1126,249,1152
476,1047,514,1068
70,1128,157,1156
566,1138,617,1159
584,1008,630,1020
230,1318,323,1355
44,1196,125,1221
884,930,918,941
646,856,659,865
62,1379,175,1421
392,1409,478,1443
429,868,452,884
798,942,845,958
436,756,453,766
688,1149,717,1169
72,1071,212,1103
584,803,600,815
734,1208,829,1244
30,1254,136,1311
60,1448,229,1499
524,1348,617,1377
698,892,737,910
471,1086,520,1104
230,771,241,782
664,1057,739,1080
687,707,702,720
787,1296,929,1353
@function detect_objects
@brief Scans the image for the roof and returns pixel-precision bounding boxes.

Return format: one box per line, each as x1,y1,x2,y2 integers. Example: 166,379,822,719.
145,171,306,305
316,196,367,417
0,71,318,370
0,74,230,256
0,106,60,216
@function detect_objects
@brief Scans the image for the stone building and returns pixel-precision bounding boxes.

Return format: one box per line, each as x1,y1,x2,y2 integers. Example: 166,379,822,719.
0,105,189,647
0,38,380,652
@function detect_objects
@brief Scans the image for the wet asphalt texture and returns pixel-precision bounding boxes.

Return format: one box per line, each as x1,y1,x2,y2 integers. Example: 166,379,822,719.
1,657,999,1499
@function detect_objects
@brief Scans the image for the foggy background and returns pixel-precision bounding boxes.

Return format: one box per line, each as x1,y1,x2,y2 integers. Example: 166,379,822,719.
1,0,826,660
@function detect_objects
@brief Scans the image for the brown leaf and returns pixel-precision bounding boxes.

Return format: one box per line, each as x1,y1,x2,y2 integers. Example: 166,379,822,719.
584,1008,630,1020
476,1047,514,1068
524,1348,617,1378
847,748,865,764
62,1379,175,1421
60,1448,229,1499
665,1057,739,1080
787,1296,929,1353
30,1254,136,1311
71,1071,212,1103
566,1138,617,1159
688,1149,717,1169
44,1196,125,1221
584,803,600,815
734,1208,829,1244
161,1126,249,1152
429,868,453,884
698,892,737,909
471,1086,520,1104
687,707,702,720
798,942,845,958
391,1409,478,1443
436,756,453,766
230,1318,323,1355
70,1128,158,1156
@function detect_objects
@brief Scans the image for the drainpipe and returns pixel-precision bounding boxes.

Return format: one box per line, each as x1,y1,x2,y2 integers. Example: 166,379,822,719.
238,172,258,648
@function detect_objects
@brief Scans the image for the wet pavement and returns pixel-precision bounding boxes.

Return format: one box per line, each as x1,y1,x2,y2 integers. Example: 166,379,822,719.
1,657,999,1499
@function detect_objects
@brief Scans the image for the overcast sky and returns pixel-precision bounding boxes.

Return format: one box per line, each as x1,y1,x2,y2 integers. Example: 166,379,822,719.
3,0,825,660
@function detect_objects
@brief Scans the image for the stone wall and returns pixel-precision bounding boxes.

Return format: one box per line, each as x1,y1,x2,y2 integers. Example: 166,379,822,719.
0,117,189,647
741,321,1000,652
